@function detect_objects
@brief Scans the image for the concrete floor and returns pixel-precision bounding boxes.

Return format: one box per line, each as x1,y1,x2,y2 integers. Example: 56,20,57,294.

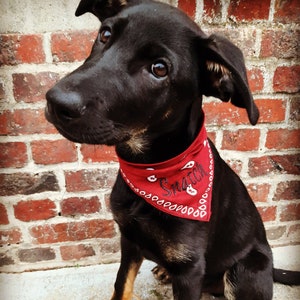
1,260,300,300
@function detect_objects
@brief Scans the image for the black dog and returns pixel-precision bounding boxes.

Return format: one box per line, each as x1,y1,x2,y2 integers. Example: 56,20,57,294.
45,0,300,299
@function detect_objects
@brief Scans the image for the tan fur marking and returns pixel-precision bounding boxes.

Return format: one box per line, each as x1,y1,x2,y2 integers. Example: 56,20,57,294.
224,270,236,300
163,241,192,263
122,261,143,300
206,61,231,76
126,128,148,154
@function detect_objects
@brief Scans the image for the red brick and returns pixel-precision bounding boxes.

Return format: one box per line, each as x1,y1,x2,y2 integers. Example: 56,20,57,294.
65,168,117,192
13,72,59,103
31,139,77,165
290,97,300,121
221,129,260,151
81,144,117,163
255,99,286,123
249,154,300,177
14,199,56,222
178,0,196,18
60,244,96,260
203,101,249,126
273,65,300,93
247,68,264,93
0,172,59,196
18,247,56,263
266,129,300,150
228,0,271,21
0,203,9,225
61,196,101,216
0,34,45,65
261,29,300,59
207,131,216,144
29,219,115,244
274,0,300,23
0,142,28,168
247,183,271,203
273,181,300,201
203,0,222,21
51,31,96,62
257,206,277,222
2,109,57,136
0,227,22,245
226,159,243,175
280,203,300,222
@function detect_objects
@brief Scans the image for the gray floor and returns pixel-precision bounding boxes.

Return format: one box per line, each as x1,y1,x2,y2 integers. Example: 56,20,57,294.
1,261,300,300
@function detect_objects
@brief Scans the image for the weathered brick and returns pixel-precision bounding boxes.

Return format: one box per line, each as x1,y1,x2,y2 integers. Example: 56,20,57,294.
273,180,300,201
255,99,286,123
257,206,277,222
221,129,260,151
13,72,59,103
247,68,264,93
0,203,9,225
0,34,45,65
280,203,300,222
0,253,15,267
290,97,300,122
29,219,116,244
273,65,300,93
51,31,96,62
81,144,117,163
228,0,271,21
266,129,300,150
287,224,300,242
266,226,286,241
31,139,77,165
18,247,56,263
1,109,57,136
226,159,243,175
14,199,56,222
247,183,271,203
178,0,196,18
274,0,300,23
204,101,249,126
0,82,5,100
0,227,22,245
0,172,59,196
0,142,28,168
203,0,222,22
60,244,96,260
261,29,300,59
61,196,101,216
65,168,117,192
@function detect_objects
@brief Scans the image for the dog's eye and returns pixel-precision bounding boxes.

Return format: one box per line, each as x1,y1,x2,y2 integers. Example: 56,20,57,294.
151,61,168,78
99,28,111,43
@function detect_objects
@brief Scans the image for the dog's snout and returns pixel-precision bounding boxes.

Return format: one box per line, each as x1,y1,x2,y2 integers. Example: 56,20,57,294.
46,86,86,122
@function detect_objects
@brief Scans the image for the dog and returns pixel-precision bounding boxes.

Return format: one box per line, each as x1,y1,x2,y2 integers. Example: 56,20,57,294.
45,0,300,299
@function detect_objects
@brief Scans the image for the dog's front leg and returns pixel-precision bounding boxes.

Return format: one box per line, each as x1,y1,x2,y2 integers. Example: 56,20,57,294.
172,262,205,300
111,235,143,300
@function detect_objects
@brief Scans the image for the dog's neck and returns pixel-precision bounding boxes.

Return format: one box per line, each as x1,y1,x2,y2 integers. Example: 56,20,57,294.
116,100,204,164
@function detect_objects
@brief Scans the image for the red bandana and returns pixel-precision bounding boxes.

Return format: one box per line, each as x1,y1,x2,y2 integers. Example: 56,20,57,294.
118,125,214,222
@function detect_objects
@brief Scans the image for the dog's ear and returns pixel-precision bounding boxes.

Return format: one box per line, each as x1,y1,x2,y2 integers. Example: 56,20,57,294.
75,0,131,20
200,34,259,125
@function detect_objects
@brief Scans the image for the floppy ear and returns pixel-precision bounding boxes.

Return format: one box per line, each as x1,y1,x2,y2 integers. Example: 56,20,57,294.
200,34,259,125
75,0,132,21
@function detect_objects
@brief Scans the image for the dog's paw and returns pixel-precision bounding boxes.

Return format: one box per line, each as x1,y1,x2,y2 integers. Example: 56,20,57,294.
151,265,172,284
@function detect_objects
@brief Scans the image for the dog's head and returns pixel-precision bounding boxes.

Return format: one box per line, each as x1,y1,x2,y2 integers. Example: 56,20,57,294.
45,0,259,153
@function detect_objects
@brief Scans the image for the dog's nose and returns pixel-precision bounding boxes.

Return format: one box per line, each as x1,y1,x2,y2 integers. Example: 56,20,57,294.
46,86,86,122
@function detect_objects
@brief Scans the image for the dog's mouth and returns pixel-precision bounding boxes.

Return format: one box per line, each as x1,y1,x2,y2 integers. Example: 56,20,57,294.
45,103,143,147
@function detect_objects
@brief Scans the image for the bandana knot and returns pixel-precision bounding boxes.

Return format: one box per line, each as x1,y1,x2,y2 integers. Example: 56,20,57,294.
118,125,214,222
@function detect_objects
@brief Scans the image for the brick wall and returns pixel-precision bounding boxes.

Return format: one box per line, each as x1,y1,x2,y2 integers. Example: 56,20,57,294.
0,0,299,273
